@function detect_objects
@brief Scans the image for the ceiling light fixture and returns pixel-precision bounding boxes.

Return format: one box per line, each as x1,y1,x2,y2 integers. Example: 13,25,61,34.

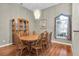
34,9,41,20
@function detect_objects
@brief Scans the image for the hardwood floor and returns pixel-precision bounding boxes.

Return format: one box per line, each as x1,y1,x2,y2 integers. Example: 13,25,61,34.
41,43,72,56
0,45,16,56
0,43,72,56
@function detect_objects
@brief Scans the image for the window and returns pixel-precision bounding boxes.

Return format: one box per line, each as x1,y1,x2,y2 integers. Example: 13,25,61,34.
55,14,71,40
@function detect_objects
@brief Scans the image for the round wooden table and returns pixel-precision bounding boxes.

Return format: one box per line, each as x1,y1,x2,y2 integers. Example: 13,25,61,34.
19,34,39,55
20,35,39,42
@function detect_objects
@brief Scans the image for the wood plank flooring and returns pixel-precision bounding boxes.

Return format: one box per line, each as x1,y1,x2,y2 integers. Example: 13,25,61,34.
41,43,72,56
0,43,72,56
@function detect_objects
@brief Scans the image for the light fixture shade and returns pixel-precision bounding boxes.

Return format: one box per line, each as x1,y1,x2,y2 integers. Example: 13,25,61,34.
34,9,41,19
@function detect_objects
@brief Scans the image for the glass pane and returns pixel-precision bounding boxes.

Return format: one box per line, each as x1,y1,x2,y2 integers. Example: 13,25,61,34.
55,14,69,39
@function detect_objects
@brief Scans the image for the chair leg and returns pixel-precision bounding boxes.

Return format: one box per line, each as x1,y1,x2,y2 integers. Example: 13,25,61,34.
36,49,39,56
41,49,43,56
16,49,21,56
43,44,47,49
47,43,49,48
20,49,23,56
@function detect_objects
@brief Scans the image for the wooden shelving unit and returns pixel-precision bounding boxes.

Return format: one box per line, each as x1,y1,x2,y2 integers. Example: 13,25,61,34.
25,17,29,35
12,17,29,44
18,18,24,31
12,19,16,32
12,19,16,44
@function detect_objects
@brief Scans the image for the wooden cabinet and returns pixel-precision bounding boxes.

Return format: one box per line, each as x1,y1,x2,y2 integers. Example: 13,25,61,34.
25,18,29,35
12,19,16,44
12,17,30,44
18,18,24,31
12,19,16,32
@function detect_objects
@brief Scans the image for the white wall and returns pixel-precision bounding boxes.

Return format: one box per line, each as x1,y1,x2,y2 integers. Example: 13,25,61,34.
0,3,35,46
72,3,79,56
41,3,72,43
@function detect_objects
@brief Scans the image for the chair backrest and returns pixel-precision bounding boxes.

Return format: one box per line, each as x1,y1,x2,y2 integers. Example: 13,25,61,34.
49,32,52,42
42,31,48,40
25,30,29,35
35,34,42,46
14,33,24,49
19,31,24,37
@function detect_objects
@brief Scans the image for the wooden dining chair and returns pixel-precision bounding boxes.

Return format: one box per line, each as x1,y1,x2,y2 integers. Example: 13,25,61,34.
15,33,29,56
31,35,43,56
19,31,24,37
25,30,29,36
42,31,49,49
48,32,52,47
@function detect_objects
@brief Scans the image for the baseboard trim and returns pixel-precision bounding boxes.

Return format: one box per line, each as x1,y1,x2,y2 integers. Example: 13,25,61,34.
52,40,72,46
0,43,13,48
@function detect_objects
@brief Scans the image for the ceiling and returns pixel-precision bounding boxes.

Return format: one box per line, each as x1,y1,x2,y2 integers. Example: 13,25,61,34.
20,3,59,11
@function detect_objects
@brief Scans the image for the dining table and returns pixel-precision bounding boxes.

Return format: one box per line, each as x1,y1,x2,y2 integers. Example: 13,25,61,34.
19,34,39,42
19,34,39,55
